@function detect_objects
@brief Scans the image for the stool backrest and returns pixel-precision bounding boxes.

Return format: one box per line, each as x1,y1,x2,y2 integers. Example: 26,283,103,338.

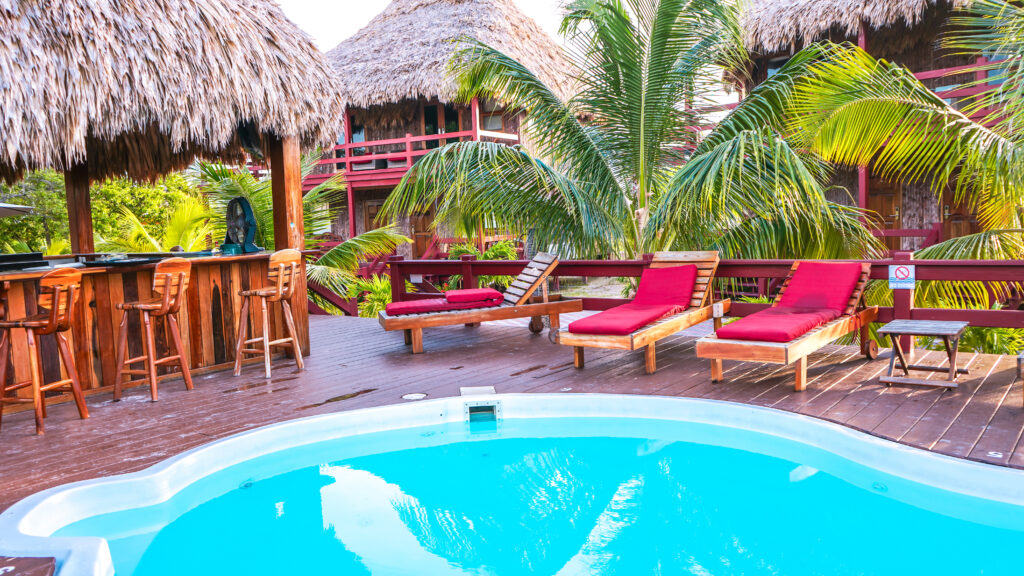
267,249,302,302
37,268,82,334
152,258,192,315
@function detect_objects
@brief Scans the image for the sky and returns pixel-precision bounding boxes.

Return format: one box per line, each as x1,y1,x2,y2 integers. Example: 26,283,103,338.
275,0,565,50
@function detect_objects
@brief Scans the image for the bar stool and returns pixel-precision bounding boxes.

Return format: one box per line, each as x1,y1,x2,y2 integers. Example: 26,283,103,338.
233,249,304,378
0,268,89,435
114,258,193,401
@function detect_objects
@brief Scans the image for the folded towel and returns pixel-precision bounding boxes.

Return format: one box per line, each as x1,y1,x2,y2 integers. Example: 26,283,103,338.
385,296,502,316
445,288,504,304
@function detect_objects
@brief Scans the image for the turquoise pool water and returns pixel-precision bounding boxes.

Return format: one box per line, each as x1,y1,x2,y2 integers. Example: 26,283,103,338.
56,417,1023,575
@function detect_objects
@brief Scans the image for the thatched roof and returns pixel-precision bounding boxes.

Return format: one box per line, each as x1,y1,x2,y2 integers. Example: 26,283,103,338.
327,0,573,109
743,0,972,54
0,0,345,184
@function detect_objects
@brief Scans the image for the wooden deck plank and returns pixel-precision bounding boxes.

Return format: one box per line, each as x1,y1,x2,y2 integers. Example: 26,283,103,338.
1,314,1022,514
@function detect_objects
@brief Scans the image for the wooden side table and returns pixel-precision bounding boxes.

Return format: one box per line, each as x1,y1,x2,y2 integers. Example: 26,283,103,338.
877,320,970,389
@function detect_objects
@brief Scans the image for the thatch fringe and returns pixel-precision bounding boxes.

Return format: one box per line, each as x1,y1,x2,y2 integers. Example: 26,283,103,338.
328,0,573,109
0,0,346,184
743,0,972,54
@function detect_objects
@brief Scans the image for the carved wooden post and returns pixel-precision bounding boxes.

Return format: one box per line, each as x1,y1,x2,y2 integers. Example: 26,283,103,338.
267,134,309,356
892,251,915,359
460,254,478,289
388,256,406,303
65,162,94,254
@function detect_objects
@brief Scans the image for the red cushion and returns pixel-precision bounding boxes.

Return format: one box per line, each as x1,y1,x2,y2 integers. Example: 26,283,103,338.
633,265,698,307
445,288,504,304
567,304,678,336
778,262,863,312
715,306,841,343
385,297,501,316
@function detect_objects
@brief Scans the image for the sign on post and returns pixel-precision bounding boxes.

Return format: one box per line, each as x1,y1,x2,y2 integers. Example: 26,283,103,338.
888,264,915,290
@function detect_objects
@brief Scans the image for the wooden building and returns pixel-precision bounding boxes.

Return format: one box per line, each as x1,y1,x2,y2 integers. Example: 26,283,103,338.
307,0,572,258
741,0,989,251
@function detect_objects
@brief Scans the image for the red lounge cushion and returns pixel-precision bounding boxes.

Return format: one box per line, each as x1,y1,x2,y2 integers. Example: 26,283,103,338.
778,261,863,312
633,265,698,307
445,288,504,304
384,297,501,316
567,304,678,336
715,306,842,343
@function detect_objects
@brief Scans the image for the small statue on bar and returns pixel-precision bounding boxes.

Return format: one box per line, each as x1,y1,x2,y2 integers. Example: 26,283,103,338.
220,197,262,255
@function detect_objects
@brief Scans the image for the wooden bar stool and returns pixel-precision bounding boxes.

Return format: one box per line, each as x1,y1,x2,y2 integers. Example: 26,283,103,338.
233,249,304,378
0,268,89,435
114,258,193,401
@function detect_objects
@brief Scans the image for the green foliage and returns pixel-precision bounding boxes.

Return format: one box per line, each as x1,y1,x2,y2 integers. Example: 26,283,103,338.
96,197,214,253
345,275,418,318
383,0,879,262
0,169,200,252
446,240,519,289
191,155,342,250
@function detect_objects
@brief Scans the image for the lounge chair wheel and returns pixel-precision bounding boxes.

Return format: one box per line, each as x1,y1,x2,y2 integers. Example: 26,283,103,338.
864,339,879,360
548,328,559,344
528,317,544,333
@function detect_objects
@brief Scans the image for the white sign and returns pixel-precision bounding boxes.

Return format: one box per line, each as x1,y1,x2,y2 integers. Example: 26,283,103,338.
888,264,915,290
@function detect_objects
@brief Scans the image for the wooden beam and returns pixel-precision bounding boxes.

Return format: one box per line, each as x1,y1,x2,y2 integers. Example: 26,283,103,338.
267,134,310,356
65,162,94,254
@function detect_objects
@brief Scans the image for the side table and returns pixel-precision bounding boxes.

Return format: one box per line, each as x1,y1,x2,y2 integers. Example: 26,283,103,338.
876,320,969,389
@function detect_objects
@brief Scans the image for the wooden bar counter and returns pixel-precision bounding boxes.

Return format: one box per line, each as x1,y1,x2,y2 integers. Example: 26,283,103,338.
0,252,309,412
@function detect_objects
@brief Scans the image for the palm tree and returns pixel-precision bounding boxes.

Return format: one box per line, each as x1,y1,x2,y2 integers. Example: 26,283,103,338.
382,0,879,262
190,155,410,306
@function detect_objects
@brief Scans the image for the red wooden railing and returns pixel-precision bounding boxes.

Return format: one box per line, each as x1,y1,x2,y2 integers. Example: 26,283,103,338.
385,254,1024,354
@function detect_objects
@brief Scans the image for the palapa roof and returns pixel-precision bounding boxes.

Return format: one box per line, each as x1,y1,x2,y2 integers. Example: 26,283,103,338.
742,0,972,54
0,0,345,184
327,0,573,109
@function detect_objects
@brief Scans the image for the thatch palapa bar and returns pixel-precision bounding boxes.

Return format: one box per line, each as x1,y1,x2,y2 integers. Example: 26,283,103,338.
0,0,344,405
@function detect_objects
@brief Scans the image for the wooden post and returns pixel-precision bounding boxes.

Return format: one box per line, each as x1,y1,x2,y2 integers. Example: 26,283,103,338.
267,134,310,356
388,256,405,303
470,98,481,140
65,162,94,254
857,21,870,224
892,251,915,359
460,254,478,289
342,110,357,239
405,133,413,166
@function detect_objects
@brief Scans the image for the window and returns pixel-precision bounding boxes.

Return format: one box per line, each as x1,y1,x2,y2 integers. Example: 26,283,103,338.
444,104,460,134
423,105,439,149
482,114,503,131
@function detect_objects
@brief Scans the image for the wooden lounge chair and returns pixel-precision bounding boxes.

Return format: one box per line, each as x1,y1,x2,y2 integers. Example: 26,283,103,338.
558,251,730,374
696,261,879,391
378,252,583,353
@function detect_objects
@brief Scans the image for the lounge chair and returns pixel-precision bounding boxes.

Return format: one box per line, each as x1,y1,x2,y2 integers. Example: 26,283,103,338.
696,261,879,391
558,251,729,374
378,252,583,353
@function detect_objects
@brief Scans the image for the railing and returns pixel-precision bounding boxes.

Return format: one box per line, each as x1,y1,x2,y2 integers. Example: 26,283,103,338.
386,254,1024,352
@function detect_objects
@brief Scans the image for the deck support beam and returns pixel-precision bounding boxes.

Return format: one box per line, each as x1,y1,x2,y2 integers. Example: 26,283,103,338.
268,134,310,356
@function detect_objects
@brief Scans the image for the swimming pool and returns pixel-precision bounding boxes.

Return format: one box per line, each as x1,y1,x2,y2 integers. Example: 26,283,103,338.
2,394,1023,575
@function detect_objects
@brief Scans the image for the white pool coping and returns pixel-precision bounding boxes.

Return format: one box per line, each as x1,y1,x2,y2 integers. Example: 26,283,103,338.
2,393,1023,576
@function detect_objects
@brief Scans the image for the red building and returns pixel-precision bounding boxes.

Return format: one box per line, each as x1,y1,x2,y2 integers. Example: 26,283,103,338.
742,0,993,251
307,0,571,258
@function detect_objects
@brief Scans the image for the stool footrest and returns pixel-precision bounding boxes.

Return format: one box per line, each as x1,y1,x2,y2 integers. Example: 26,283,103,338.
0,396,32,404
120,369,149,376
39,379,74,392
154,355,183,366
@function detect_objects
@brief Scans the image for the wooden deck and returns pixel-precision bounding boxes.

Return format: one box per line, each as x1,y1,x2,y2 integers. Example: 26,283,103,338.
1,313,1022,511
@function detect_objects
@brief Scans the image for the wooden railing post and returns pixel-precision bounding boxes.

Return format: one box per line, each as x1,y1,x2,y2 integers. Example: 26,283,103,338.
389,256,406,303
893,251,915,358
405,133,413,166
460,254,478,289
